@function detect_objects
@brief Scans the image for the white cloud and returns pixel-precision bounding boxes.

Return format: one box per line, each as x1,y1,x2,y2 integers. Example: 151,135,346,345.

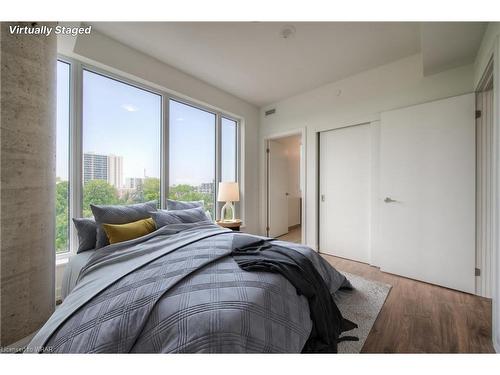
121,104,139,112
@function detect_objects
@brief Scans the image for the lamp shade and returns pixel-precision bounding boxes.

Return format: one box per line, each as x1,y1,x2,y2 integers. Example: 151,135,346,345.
217,182,240,202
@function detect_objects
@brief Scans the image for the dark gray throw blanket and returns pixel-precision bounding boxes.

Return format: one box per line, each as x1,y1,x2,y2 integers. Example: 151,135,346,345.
26,223,352,353
231,235,358,353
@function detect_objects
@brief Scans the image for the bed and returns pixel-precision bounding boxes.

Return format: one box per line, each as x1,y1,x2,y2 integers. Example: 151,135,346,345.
28,222,352,353
61,249,96,301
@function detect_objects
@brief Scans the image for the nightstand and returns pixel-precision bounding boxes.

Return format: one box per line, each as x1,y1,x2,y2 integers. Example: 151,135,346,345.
216,219,242,232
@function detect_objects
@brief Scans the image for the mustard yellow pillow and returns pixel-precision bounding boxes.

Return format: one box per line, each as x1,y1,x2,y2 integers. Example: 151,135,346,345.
102,218,156,245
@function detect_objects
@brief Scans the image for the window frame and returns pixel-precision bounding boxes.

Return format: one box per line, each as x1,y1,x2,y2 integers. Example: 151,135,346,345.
55,60,72,255
220,116,239,183
56,55,241,261
80,66,164,217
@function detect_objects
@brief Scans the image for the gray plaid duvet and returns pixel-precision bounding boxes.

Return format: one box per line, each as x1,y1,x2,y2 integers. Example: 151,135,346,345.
27,222,350,353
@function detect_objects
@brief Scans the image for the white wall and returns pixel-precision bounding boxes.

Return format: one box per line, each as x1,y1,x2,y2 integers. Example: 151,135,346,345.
260,53,474,249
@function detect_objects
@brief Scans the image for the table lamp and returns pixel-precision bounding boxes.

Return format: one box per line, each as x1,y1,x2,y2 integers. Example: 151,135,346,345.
218,182,240,222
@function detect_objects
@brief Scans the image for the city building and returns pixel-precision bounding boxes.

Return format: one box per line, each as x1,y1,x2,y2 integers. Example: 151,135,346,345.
83,152,123,188
83,152,108,184
197,181,214,195
108,154,124,188
124,177,144,190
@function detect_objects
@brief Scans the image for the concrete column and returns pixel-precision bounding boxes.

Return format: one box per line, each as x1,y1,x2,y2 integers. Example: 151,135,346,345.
0,22,56,346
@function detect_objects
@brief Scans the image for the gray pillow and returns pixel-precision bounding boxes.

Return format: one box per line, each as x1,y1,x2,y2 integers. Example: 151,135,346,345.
167,199,204,210
90,201,157,249
151,206,210,228
72,217,97,253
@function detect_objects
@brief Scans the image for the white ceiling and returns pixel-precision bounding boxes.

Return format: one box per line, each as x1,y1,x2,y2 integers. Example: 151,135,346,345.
89,22,486,107
421,22,487,76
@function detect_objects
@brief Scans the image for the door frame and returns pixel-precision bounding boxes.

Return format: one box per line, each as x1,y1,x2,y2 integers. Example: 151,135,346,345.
475,48,500,352
263,128,306,244
475,58,494,298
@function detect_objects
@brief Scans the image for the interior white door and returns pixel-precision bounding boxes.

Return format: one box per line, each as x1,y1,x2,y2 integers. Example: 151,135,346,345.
379,94,475,293
268,140,289,237
319,124,371,263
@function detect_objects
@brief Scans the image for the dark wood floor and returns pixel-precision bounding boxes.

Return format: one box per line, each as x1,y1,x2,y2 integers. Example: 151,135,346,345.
322,254,495,353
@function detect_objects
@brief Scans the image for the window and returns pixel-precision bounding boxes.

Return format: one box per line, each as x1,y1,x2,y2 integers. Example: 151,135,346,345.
221,117,238,182
56,59,239,255
169,100,216,217
81,69,162,217
55,61,71,253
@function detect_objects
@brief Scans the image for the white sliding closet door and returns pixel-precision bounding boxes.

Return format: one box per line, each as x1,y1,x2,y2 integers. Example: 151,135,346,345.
319,124,371,263
379,94,475,293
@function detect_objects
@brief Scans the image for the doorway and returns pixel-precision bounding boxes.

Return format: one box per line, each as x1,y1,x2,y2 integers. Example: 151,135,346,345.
266,133,303,243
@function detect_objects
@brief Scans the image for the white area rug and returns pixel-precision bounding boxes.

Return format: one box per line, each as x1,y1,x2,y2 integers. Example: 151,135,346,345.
335,272,392,353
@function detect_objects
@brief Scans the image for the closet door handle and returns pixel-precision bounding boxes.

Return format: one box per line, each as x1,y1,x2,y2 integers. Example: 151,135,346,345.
384,197,397,203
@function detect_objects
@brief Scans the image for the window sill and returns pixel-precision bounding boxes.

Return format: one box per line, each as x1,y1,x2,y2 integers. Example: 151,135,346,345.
56,252,70,266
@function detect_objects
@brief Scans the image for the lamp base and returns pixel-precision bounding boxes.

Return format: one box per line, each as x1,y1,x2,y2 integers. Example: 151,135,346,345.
220,201,235,222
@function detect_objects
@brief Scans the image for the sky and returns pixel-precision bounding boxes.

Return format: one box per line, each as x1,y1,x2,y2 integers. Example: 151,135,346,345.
56,62,237,186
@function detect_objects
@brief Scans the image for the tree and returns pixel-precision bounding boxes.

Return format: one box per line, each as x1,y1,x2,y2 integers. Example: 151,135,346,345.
168,184,213,213
83,179,120,217
55,181,69,252
143,177,160,202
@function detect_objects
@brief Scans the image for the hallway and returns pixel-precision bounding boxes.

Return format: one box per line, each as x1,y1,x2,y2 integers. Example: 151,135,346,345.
276,225,301,243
